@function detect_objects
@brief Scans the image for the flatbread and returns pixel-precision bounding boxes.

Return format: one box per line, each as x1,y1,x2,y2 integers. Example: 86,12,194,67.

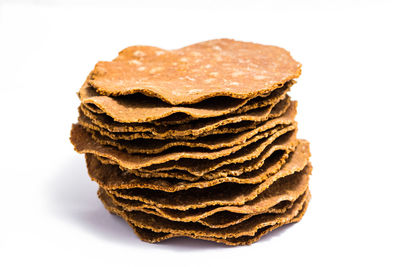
85,147,284,190
131,192,309,246
101,188,301,229
199,200,295,229
84,140,310,191
97,133,300,181
89,39,301,104
86,124,287,155
78,96,291,140
72,121,296,176
109,159,311,210
99,187,309,239
81,100,296,154
80,84,289,133
80,78,292,123
137,127,296,176
88,126,286,165
70,38,310,246
100,168,309,226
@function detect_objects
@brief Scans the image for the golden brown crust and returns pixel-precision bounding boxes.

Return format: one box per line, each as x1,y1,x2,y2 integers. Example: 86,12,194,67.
95,135,300,181
78,96,292,140
80,78,292,124
130,193,309,246
99,187,310,245
89,39,301,104
99,169,309,225
109,162,311,211
84,140,310,191
70,120,297,175
86,124,287,155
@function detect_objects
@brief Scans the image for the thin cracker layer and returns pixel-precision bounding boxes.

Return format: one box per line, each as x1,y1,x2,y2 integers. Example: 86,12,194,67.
71,119,297,175
80,78,292,123
99,187,309,240
90,39,301,104
78,96,291,140
84,140,310,190
80,100,296,153
131,194,309,246
98,134,299,181
109,158,311,211
100,168,309,226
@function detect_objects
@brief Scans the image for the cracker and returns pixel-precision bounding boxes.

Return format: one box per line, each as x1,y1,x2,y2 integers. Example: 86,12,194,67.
134,127,296,176
79,85,288,133
80,77,292,123
101,189,298,229
81,100,296,154
98,187,309,239
131,194,309,246
89,39,301,104
152,83,290,126
86,124,287,155
84,140,310,190
88,143,290,184
71,120,296,176
88,126,284,162
150,83,290,126
80,117,259,141
85,146,285,189
199,200,295,228
78,96,291,141
109,159,311,211
97,134,300,181
100,167,309,225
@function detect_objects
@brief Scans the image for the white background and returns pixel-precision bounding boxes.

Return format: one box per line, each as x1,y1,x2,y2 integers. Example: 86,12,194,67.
1,0,399,266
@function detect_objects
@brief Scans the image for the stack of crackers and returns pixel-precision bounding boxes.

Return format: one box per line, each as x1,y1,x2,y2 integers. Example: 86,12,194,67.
70,39,312,246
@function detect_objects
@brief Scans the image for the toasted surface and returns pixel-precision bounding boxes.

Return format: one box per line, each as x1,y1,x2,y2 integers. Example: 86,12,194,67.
97,134,299,181
78,96,291,140
89,39,301,104
85,139,310,190
99,187,308,238
109,160,311,211
132,197,308,246
135,128,297,176
80,78,292,123
100,168,309,225
71,116,297,175
85,124,289,155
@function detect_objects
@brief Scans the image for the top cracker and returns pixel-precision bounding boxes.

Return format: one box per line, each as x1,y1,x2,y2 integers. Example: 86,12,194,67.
89,39,301,105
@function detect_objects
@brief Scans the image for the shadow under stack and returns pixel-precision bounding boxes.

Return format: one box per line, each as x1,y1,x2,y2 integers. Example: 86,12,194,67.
70,39,312,246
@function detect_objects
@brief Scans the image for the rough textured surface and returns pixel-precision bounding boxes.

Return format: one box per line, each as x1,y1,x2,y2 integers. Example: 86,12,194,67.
96,134,300,181
87,125,286,155
100,170,309,225
80,100,296,153
99,187,310,244
85,140,310,190
135,129,297,176
101,188,302,228
89,39,301,104
71,119,297,175
131,192,309,246
78,96,291,140
83,125,290,162
80,78,292,123
85,148,285,190
109,161,311,210
79,86,289,132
